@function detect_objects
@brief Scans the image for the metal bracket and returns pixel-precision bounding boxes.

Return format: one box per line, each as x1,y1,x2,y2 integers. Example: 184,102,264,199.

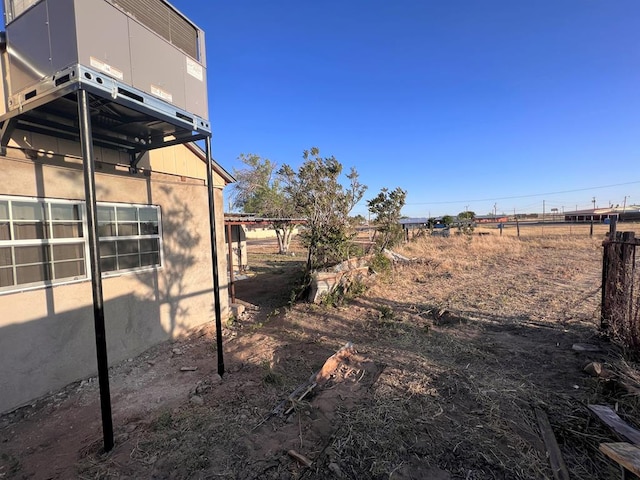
0,117,18,155
129,151,145,173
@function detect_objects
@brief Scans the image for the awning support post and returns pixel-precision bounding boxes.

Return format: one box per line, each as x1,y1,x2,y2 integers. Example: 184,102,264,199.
77,89,114,452
226,223,236,303
205,136,225,376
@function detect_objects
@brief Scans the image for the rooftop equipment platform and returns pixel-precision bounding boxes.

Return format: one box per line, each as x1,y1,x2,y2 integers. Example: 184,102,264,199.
0,0,210,163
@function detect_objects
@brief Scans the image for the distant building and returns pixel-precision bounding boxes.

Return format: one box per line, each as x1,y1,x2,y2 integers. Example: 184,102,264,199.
398,217,429,241
563,206,640,223
475,215,508,224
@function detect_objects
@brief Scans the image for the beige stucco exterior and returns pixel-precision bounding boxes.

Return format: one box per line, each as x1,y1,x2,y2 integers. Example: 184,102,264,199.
0,132,231,414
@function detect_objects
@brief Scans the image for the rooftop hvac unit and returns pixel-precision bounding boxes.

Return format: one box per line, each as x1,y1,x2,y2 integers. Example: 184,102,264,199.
0,0,210,155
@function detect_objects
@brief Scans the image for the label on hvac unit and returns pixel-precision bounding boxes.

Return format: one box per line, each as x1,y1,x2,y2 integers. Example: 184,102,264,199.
90,57,124,80
151,85,173,103
186,58,204,81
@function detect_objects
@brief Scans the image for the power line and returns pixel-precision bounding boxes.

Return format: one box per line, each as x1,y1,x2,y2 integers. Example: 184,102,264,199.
404,180,640,206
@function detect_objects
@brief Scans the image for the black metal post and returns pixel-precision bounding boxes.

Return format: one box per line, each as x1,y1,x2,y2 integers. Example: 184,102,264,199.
77,89,114,452
205,136,225,376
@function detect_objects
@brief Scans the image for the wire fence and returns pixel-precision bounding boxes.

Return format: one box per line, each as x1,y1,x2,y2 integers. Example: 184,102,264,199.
475,222,640,238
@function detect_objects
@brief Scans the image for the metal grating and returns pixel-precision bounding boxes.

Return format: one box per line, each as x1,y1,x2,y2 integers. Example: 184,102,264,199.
110,0,198,60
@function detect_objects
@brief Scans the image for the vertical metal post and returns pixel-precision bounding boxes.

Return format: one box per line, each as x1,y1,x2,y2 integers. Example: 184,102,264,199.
77,89,114,452
205,136,225,376
226,223,236,304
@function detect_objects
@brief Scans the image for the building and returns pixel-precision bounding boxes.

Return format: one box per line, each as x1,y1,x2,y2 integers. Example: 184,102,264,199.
475,215,509,224
564,207,640,223
0,136,233,414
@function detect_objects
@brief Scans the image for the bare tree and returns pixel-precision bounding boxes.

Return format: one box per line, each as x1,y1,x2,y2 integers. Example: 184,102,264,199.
231,154,297,254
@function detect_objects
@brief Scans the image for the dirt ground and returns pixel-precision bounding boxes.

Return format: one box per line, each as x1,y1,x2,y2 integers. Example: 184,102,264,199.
1,232,639,479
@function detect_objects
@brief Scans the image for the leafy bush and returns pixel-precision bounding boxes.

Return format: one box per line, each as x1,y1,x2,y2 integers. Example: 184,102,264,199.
369,252,392,275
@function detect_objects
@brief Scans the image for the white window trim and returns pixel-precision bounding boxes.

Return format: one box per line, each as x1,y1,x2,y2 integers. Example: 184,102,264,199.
96,201,164,279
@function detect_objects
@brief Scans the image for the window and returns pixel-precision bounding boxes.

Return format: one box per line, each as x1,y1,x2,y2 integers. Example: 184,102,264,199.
0,197,86,290
0,196,162,293
97,204,161,274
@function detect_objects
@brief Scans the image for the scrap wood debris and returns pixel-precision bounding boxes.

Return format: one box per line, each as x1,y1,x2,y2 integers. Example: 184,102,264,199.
252,342,358,430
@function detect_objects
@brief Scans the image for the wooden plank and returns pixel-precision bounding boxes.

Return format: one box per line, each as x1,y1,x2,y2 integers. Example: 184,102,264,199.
600,442,640,475
588,405,640,445
535,408,571,480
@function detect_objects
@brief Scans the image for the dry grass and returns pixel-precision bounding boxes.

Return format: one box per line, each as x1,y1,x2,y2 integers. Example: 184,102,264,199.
6,230,640,480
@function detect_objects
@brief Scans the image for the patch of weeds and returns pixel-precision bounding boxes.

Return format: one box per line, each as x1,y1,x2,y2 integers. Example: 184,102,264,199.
377,304,395,320
320,285,347,307
287,269,312,308
348,243,366,257
151,410,173,431
321,277,369,308
261,360,284,386
369,252,392,276
349,277,368,296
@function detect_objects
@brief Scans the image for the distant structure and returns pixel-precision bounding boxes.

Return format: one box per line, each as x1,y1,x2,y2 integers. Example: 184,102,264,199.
475,215,509,224
564,206,640,223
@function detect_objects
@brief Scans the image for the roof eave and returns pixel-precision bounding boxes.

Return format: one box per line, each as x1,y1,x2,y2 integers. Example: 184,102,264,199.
185,142,236,184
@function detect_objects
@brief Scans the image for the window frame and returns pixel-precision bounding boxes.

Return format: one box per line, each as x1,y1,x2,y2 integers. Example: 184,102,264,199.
97,202,164,278
0,195,163,295
0,196,89,293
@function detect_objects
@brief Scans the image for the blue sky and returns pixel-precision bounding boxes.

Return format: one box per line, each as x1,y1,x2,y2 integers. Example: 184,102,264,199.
11,1,640,217
174,0,640,218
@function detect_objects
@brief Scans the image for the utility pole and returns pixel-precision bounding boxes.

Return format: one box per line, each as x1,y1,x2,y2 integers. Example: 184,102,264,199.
542,200,545,223
623,195,629,213
592,197,596,210
493,203,497,217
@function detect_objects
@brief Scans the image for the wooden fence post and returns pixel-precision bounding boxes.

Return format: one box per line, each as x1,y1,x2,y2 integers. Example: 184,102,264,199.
601,231,639,349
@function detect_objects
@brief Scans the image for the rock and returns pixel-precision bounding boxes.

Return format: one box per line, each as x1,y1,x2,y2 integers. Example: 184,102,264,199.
230,303,246,318
172,348,183,356
190,395,204,406
195,381,211,395
211,374,223,384
180,366,198,372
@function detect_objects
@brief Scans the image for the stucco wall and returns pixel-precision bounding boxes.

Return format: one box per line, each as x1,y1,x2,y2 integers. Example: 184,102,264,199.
0,149,229,413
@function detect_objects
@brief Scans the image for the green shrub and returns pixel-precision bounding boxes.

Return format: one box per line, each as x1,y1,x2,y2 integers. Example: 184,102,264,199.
370,252,392,275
